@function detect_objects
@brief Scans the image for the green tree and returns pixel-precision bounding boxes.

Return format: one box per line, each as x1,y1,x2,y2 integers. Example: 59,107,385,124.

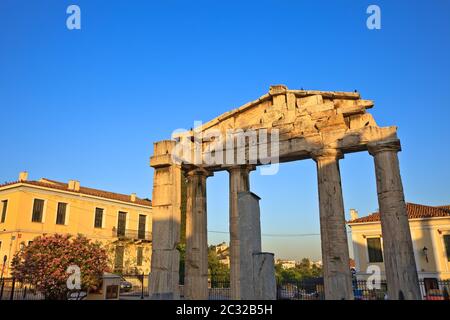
275,258,323,283
11,234,109,300
208,246,230,283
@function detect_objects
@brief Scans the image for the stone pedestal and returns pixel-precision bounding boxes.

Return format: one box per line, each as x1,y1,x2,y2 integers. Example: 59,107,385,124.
238,191,262,300
253,253,276,300
313,149,353,300
85,273,121,300
149,141,182,300
184,168,211,300
228,166,254,300
368,140,421,300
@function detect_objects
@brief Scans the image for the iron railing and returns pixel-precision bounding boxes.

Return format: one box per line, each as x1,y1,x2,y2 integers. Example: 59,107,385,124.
113,228,152,241
0,278,45,300
3,275,448,300
118,274,149,299
177,281,231,300
208,281,231,300
276,278,450,300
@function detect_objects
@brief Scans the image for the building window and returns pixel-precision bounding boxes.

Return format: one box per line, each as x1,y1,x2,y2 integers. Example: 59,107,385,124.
56,202,67,225
367,237,383,263
137,247,143,266
94,208,104,228
117,211,127,237
31,199,45,222
444,235,450,262
1,200,7,223
114,246,125,271
138,215,146,240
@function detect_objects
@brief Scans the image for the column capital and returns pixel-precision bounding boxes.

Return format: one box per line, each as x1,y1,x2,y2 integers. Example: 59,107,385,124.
368,139,401,156
311,148,344,162
224,164,256,173
185,166,214,178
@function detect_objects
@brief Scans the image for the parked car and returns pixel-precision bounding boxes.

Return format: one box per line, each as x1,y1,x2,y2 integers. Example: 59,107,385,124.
120,278,133,292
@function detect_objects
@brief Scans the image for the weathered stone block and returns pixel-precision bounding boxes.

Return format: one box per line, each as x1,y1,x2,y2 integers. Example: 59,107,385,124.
310,109,337,120
287,93,296,110
305,101,335,114
238,191,262,300
315,113,348,132
348,113,377,129
297,94,323,108
253,253,276,300
272,94,286,108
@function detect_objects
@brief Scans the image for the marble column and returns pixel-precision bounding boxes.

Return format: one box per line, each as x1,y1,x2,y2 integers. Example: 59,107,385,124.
228,165,254,300
184,168,211,300
149,140,182,299
368,140,421,300
313,148,354,300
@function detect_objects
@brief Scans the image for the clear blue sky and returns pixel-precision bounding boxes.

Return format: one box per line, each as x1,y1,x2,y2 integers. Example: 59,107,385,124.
1,1,449,261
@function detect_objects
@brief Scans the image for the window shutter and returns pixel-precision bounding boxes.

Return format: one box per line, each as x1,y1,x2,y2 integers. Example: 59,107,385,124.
1,200,7,223
367,237,383,263
56,203,67,225
32,199,45,222
444,235,450,262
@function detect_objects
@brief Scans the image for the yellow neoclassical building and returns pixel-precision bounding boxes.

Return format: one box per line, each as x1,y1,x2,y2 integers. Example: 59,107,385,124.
348,203,450,281
0,172,152,277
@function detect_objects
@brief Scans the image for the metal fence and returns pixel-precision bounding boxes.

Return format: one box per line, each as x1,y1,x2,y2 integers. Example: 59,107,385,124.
0,278,45,300
180,278,450,300
1,275,449,300
277,279,325,300
276,278,450,300
119,274,149,299
208,281,231,300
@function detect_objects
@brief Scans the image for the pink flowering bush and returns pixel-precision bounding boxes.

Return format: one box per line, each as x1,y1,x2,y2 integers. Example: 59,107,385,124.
11,234,109,300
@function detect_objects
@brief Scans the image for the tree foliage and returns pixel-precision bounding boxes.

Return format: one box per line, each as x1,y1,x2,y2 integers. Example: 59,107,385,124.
11,234,109,299
178,244,230,284
275,258,322,283
208,245,230,283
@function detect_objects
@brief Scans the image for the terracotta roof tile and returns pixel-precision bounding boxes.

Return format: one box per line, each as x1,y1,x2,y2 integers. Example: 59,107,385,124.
437,205,450,212
0,179,151,207
348,203,450,224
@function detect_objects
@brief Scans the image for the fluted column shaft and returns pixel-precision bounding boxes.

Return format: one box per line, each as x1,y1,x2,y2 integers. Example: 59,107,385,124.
313,149,353,300
368,140,420,300
185,168,211,300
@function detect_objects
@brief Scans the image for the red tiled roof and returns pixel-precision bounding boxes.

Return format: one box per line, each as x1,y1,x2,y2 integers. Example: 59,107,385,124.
437,205,450,212
348,203,450,224
0,179,152,207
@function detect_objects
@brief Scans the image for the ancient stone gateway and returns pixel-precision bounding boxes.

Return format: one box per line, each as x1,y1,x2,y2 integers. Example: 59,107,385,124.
149,85,421,300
